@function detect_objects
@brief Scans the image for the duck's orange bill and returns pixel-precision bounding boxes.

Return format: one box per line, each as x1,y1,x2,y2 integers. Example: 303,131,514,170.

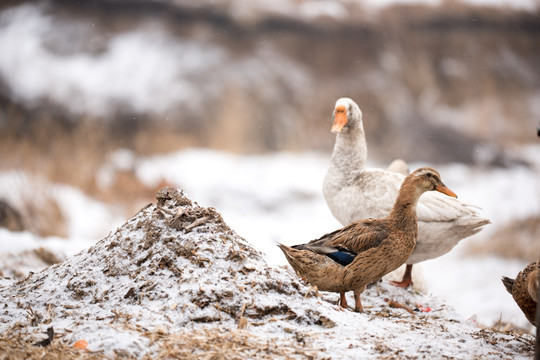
332,105,348,133
435,184,458,198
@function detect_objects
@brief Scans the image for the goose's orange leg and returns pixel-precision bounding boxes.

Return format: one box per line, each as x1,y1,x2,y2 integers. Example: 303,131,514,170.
390,264,414,288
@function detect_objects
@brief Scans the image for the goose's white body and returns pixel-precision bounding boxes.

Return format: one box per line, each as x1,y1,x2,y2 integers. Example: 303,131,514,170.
323,98,489,266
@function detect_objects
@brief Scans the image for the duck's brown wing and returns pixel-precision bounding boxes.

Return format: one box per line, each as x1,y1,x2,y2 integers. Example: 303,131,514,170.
299,218,389,255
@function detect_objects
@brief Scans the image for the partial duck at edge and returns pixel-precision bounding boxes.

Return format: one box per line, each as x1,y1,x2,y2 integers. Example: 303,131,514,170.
502,261,538,326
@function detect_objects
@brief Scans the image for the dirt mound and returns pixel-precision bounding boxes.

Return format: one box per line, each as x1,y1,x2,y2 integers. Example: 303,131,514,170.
0,187,325,357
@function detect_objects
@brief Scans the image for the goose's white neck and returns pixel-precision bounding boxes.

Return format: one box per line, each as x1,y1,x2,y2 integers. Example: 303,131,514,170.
329,123,367,182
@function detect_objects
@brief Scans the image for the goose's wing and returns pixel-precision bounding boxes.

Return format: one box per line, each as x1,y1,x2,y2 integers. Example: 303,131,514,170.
416,190,487,224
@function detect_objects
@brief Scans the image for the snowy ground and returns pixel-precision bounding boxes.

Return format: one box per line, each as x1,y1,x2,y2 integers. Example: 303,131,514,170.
0,186,535,359
1,145,539,335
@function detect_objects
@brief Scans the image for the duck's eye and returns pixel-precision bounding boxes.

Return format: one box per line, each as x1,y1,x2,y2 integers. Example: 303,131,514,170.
426,173,433,178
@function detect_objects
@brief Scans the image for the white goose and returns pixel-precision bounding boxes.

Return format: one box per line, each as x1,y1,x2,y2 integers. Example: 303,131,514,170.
322,97,490,287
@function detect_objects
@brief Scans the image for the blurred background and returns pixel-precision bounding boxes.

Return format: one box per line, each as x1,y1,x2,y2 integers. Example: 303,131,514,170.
0,0,539,332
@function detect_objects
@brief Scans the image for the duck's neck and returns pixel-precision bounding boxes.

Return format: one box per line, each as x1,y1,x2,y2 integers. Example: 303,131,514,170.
529,269,539,300
329,124,367,181
388,180,423,224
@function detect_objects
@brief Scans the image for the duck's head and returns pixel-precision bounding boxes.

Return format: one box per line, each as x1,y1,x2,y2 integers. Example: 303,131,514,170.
409,167,458,198
332,98,362,134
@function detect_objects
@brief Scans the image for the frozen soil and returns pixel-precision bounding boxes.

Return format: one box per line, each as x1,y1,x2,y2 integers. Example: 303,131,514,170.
0,187,535,359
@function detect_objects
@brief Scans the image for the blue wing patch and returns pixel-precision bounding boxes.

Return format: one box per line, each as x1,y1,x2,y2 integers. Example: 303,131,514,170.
325,250,356,266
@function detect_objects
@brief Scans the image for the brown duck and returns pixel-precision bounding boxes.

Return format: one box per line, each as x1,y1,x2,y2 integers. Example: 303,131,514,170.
502,261,539,326
279,167,457,312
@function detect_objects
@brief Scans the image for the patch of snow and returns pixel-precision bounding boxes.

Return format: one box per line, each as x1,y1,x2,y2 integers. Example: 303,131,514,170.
359,0,441,10
422,249,532,329
53,184,123,241
299,1,348,20
358,0,537,11
0,229,73,256
462,0,538,11
0,229,95,279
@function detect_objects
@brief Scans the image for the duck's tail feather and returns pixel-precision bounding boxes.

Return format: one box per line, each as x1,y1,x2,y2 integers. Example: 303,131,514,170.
280,243,356,267
501,276,514,294
277,243,304,270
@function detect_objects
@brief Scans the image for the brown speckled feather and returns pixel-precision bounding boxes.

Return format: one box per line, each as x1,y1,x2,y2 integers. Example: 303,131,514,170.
502,261,538,326
277,244,348,293
300,218,389,254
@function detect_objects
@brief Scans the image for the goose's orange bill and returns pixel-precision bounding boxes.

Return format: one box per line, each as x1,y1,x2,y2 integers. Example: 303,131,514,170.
331,105,348,133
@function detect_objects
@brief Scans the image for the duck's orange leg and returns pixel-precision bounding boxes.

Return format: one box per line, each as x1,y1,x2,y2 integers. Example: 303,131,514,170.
353,290,364,313
390,264,414,288
339,292,348,309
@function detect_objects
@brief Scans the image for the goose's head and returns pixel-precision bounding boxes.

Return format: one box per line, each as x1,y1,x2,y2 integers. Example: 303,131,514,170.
409,167,458,198
332,97,362,134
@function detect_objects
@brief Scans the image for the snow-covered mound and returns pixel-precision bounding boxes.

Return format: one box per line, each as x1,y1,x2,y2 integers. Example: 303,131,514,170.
0,187,534,358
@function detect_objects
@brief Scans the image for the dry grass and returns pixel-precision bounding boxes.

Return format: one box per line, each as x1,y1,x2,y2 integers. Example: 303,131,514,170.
0,324,105,360
0,171,67,237
0,339,104,360
0,104,111,194
465,215,540,262
0,327,323,360
20,185,66,238
0,104,185,212
147,328,322,360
